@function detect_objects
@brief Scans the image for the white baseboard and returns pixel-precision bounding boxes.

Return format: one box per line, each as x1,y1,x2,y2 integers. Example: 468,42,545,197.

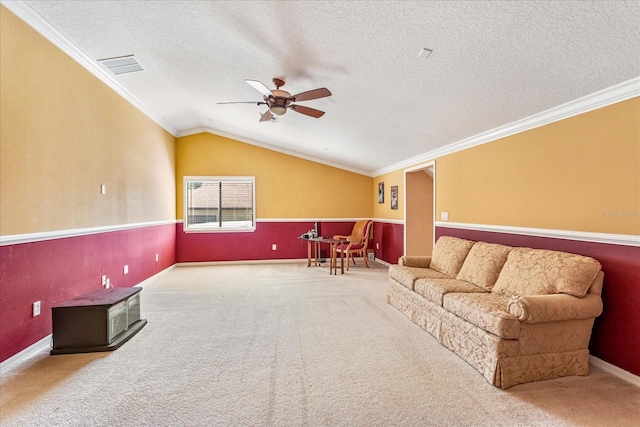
590,355,640,387
375,258,392,267
176,258,310,267
7,269,636,390
176,258,391,268
1,265,177,374
0,334,52,375
135,264,177,288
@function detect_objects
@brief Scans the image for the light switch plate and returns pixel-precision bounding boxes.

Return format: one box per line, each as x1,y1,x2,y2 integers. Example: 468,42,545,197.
33,301,41,317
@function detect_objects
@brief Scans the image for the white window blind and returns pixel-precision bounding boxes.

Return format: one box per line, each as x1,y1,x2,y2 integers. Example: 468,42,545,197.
184,177,255,232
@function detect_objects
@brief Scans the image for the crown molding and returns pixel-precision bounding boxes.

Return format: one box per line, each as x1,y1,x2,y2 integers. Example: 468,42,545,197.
435,221,640,247
373,77,640,176
177,127,373,177
1,0,177,137
6,0,638,177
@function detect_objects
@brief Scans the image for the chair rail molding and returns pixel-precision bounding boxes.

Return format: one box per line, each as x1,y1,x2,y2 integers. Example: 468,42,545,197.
0,220,177,246
435,221,640,247
372,218,405,225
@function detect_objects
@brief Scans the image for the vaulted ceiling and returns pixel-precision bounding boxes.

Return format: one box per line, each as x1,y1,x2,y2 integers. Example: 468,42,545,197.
7,1,640,175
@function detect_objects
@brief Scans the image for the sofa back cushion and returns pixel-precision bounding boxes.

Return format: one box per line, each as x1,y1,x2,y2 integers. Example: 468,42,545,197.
457,242,513,291
429,236,475,277
492,248,601,297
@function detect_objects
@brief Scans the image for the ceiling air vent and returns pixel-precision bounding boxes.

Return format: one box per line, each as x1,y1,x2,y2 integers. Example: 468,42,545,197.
97,55,144,75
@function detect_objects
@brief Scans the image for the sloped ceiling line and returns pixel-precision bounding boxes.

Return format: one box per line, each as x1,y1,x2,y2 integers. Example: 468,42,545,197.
4,0,639,177
2,0,178,137
375,76,640,176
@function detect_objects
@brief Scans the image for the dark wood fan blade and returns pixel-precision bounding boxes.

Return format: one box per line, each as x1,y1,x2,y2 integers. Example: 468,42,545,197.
289,104,325,118
259,110,273,122
292,88,331,102
246,80,273,97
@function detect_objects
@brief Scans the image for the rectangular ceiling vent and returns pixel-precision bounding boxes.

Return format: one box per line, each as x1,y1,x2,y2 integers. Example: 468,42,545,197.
97,55,144,75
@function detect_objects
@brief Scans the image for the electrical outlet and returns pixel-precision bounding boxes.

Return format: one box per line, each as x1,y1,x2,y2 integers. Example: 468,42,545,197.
272,244,277,250
123,265,129,274
376,243,380,250
101,275,107,287
101,184,106,195
155,253,159,262
441,211,449,221
33,301,41,317
106,278,111,289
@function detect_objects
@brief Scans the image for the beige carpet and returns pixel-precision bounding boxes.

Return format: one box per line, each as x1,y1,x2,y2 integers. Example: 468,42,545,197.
1,262,639,426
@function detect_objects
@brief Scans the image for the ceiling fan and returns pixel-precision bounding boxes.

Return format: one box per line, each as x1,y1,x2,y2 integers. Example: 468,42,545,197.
218,78,332,122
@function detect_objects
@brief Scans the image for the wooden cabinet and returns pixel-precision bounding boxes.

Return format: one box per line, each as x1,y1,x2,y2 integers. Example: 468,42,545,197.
51,287,147,355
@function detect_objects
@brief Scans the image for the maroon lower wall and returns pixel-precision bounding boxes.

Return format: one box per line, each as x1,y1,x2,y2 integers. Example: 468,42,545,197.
176,221,356,262
0,223,176,363
8,219,634,378
371,221,404,264
436,226,640,377
176,220,406,264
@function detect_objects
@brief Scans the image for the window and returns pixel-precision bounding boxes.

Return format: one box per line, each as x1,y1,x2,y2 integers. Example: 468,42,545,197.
183,176,255,232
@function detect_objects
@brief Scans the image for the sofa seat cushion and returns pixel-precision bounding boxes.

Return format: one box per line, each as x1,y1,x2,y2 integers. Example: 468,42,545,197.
429,236,475,277
493,248,602,298
414,278,488,307
456,242,513,291
443,293,520,339
388,265,449,290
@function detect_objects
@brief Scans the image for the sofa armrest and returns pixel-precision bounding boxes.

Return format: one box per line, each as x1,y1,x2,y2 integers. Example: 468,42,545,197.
398,256,432,268
508,293,603,323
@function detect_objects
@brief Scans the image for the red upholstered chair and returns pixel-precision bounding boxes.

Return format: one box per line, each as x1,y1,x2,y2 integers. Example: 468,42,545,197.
333,220,373,270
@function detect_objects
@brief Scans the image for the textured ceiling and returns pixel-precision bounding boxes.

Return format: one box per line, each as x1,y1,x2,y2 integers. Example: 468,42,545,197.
13,1,640,174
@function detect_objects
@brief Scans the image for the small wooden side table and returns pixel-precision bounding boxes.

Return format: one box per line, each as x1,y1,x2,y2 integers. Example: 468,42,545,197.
302,237,347,274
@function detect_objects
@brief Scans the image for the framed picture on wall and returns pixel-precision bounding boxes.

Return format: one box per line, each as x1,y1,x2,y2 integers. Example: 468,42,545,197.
378,182,384,203
391,185,398,210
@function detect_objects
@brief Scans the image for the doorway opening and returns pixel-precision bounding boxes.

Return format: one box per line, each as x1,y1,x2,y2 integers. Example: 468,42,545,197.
404,161,435,256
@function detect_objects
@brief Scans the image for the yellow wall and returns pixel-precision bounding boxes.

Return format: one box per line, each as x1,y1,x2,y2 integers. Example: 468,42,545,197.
373,98,639,236
373,170,404,221
0,7,176,236
434,98,639,235
175,133,372,219
5,2,636,237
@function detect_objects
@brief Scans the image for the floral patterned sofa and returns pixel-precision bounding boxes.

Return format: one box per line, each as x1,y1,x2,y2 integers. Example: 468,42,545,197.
387,236,604,388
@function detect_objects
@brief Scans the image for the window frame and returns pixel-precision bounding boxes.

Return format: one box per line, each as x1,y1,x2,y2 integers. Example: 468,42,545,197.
183,176,256,233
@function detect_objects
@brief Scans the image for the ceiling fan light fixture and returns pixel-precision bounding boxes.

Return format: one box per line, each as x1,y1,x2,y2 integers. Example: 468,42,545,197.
270,105,287,116
272,89,290,98
223,78,331,122
269,94,290,116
